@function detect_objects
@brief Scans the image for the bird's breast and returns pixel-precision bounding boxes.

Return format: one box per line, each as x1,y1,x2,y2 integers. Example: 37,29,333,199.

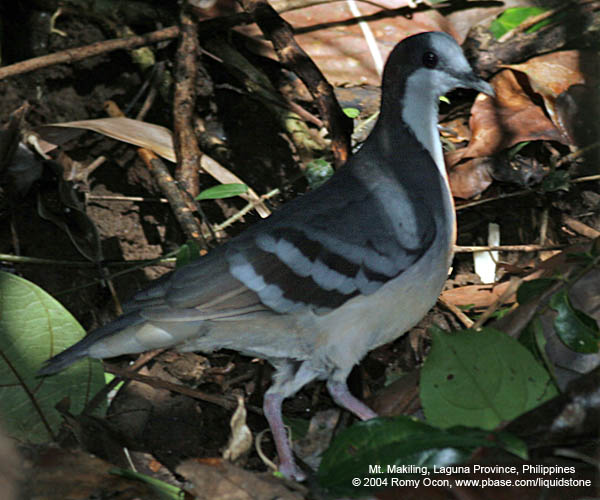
299,220,452,378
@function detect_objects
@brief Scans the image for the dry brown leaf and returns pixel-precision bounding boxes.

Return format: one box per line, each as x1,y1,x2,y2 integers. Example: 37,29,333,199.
370,369,420,417
461,71,565,160
447,156,493,199
177,459,304,500
555,84,600,148
441,282,514,309
504,50,599,133
27,446,160,500
460,50,599,160
441,260,551,310
38,117,176,161
293,409,339,470
441,116,474,144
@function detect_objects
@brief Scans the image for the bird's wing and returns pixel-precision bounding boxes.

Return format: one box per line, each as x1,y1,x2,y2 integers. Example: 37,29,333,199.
133,165,438,321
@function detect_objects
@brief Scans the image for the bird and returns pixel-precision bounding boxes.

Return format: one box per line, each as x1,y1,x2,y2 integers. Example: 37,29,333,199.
39,31,494,480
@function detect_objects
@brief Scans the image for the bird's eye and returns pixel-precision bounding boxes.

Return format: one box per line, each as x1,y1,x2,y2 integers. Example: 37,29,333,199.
423,51,438,69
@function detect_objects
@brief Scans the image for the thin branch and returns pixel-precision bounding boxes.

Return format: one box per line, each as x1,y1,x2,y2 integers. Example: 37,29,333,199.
214,187,281,231
87,194,168,203
562,215,600,239
0,253,175,268
472,277,522,330
138,149,204,243
454,244,567,253
0,254,97,267
439,296,474,329
0,26,179,80
0,0,434,82
104,364,263,415
455,190,530,211
455,173,600,211
83,349,166,415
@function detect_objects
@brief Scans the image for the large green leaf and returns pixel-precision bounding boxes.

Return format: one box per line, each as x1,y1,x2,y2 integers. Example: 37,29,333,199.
421,327,558,430
0,272,105,442
317,416,523,496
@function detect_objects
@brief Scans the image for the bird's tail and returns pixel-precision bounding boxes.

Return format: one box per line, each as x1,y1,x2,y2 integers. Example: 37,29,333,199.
37,312,145,375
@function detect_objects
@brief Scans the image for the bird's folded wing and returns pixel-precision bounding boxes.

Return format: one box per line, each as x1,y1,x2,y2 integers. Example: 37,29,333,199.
132,171,437,320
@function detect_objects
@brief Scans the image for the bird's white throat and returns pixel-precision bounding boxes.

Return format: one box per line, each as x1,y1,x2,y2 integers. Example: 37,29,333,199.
401,67,447,179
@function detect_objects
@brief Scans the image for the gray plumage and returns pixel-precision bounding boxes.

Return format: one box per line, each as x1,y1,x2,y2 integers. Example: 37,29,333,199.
39,31,494,480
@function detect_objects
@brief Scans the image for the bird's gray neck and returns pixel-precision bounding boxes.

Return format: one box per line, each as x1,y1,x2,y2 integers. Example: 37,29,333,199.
376,82,449,187
372,70,456,256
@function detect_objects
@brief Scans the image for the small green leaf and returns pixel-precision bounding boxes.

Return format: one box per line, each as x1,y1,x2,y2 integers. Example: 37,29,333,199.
318,416,524,496
176,240,203,267
549,289,600,353
516,278,557,305
421,327,557,430
0,272,105,442
507,141,530,158
104,372,124,391
195,183,248,201
343,107,360,118
490,7,548,39
488,306,513,320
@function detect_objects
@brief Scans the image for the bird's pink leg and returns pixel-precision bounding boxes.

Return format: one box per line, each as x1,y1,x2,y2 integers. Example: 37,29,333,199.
263,392,306,481
327,380,377,420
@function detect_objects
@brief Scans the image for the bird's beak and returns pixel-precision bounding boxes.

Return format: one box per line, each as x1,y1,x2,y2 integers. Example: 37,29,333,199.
466,74,495,98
